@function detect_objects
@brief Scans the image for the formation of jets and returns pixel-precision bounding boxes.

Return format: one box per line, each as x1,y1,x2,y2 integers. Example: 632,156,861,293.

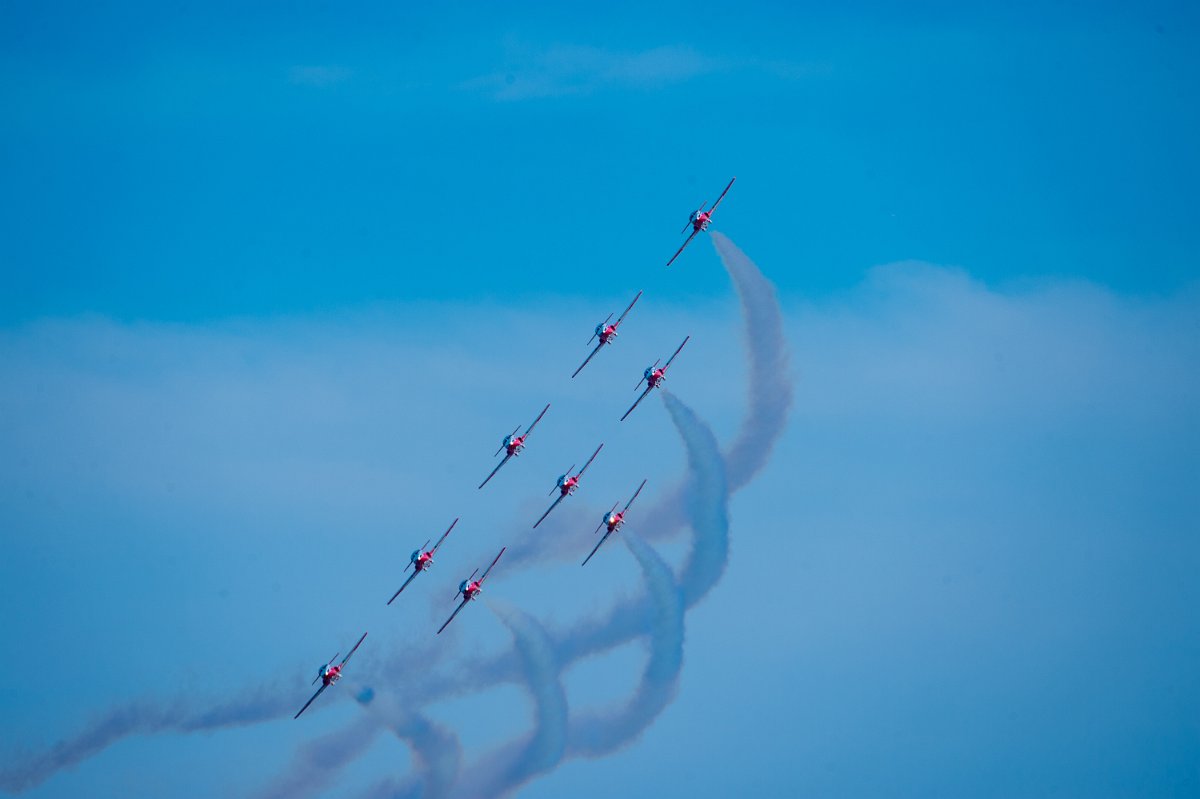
293,178,735,719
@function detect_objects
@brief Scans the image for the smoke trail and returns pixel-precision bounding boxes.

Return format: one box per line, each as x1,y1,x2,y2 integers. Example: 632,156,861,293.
638,233,792,541
567,532,684,758
711,231,794,489
0,681,295,793
352,689,462,799
252,713,382,799
663,391,730,606
453,604,567,798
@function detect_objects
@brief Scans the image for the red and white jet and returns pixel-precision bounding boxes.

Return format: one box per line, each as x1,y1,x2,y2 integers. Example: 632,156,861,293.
294,631,368,719
533,444,604,529
437,547,506,635
666,177,736,267
479,403,551,489
582,478,647,566
387,517,458,605
621,336,690,421
571,290,643,378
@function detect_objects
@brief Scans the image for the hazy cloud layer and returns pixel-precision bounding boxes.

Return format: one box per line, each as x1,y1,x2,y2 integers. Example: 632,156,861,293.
463,43,718,100
2,251,1197,797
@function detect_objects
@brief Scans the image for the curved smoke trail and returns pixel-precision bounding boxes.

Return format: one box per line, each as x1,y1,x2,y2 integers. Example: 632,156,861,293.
0,680,296,793
353,689,462,799
567,532,685,758
252,713,381,799
711,232,794,490
663,391,730,607
452,604,566,798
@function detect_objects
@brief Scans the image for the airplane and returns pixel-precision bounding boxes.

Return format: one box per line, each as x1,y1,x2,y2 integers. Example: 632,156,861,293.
621,336,690,421
479,403,551,489
571,290,643,378
294,631,368,719
582,478,647,566
665,177,736,267
437,547,506,635
533,443,604,529
387,517,458,605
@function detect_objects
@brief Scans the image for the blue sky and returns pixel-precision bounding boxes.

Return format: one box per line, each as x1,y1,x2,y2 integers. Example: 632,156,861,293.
2,2,1199,798
3,0,1198,323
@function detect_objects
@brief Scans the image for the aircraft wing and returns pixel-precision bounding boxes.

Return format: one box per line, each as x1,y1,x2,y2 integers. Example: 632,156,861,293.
576,444,603,479
666,229,700,268
523,403,550,437
431,518,458,555
437,598,469,635
622,479,648,514
339,632,368,668
582,530,614,567
479,453,513,489
621,386,653,421
534,494,565,529
614,290,643,328
707,177,736,217
294,684,327,719
478,546,506,585
387,571,420,605
662,336,690,372
572,342,604,379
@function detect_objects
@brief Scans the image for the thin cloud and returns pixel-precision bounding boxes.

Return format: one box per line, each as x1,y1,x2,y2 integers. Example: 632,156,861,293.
289,65,352,87
463,44,718,100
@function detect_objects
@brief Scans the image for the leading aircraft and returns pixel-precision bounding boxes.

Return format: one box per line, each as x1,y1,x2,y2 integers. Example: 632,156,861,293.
571,290,643,378
294,631,368,719
533,444,604,528
582,478,647,566
621,336,690,421
665,177,736,267
437,547,506,635
387,518,458,605
479,403,551,489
